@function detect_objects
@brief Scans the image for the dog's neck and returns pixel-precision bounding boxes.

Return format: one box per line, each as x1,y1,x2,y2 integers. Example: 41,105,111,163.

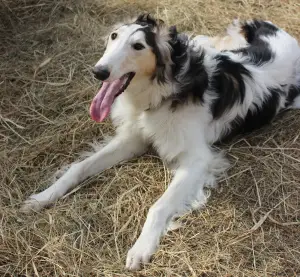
123,74,173,112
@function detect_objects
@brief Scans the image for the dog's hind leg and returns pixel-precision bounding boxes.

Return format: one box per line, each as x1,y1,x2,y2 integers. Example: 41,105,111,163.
20,133,147,213
125,150,229,270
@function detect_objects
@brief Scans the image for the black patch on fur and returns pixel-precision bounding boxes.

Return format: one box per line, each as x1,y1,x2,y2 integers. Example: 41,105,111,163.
241,20,278,43
210,55,252,119
231,20,277,66
173,51,209,108
286,85,300,107
222,87,281,140
233,41,275,66
168,33,209,108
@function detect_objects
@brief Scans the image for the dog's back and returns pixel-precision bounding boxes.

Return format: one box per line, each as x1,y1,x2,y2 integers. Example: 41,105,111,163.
197,20,300,141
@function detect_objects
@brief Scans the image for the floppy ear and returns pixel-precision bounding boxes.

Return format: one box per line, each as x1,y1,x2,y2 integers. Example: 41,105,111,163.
153,64,166,84
152,26,178,84
150,40,167,84
169,25,178,41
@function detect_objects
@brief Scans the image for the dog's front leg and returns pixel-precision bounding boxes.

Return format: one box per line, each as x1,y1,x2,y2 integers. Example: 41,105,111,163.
126,152,228,270
21,133,147,213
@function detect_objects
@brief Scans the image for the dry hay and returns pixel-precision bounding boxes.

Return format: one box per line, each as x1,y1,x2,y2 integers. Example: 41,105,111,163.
1,0,300,276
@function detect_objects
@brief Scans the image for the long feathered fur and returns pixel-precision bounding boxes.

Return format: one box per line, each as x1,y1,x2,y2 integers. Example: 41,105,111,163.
21,14,300,270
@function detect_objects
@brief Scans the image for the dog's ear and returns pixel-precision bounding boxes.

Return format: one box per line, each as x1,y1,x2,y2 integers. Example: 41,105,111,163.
150,41,167,84
169,25,178,38
153,64,166,84
135,13,164,29
169,25,178,41
168,26,188,59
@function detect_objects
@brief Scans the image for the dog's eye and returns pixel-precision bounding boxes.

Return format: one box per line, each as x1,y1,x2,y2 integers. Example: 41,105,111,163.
133,43,145,50
111,33,117,40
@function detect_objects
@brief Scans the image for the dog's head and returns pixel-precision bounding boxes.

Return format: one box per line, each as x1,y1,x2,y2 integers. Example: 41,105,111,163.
90,14,177,122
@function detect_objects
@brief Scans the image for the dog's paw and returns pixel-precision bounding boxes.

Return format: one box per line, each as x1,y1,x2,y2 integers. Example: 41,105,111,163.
20,194,49,214
125,238,157,270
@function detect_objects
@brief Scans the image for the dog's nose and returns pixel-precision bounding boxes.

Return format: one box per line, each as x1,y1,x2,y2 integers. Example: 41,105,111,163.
92,66,110,81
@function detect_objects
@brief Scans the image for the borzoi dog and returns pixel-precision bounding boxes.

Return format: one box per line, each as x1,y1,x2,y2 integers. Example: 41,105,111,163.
21,14,300,270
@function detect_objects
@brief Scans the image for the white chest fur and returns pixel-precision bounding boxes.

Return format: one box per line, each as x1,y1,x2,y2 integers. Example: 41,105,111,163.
112,94,215,163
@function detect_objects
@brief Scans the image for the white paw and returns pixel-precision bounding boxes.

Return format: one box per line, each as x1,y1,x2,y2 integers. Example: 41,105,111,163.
20,194,50,214
125,238,158,270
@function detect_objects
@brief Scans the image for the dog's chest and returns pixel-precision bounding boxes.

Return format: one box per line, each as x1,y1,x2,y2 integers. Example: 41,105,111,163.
137,104,207,162
137,109,183,162
113,96,213,161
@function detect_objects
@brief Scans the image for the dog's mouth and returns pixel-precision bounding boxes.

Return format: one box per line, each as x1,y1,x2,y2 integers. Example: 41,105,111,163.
90,72,135,122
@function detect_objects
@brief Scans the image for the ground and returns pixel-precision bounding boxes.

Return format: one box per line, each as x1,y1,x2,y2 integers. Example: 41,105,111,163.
1,0,300,276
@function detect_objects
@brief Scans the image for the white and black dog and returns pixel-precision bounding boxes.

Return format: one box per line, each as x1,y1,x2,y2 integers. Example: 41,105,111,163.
21,14,300,270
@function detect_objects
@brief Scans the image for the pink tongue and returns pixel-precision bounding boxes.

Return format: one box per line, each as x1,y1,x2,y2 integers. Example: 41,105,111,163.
90,79,123,122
